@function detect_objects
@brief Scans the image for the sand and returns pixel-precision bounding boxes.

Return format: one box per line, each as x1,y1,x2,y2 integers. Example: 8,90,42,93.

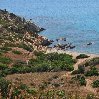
46,48,99,59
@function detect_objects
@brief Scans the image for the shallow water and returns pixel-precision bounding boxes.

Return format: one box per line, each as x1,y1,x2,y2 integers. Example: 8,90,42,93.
0,0,99,54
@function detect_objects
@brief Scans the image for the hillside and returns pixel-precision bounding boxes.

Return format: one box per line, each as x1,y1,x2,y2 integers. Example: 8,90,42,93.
0,9,99,99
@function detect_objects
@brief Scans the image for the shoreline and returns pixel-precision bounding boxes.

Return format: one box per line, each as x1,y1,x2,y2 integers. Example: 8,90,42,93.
46,48,99,58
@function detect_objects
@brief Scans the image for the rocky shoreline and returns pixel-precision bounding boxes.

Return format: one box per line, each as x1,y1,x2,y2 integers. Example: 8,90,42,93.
0,9,98,55
0,9,52,50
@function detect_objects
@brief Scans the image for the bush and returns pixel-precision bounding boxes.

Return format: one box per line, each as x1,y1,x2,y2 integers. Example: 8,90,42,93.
79,76,86,86
0,47,12,52
86,94,95,99
19,83,28,90
18,43,33,52
80,57,99,67
56,90,65,97
12,50,22,55
0,78,10,98
0,52,76,76
11,66,32,74
92,80,99,88
72,75,86,86
78,65,85,74
29,52,75,72
0,63,8,70
85,67,98,76
26,88,38,95
72,65,85,75
0,69,12,77
12,88,21,97
76,54,89,59
0,56,12,64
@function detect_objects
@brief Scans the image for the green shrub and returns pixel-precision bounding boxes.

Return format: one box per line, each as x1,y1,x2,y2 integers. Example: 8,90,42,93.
46,90,55,98
19,83,28,90
0,51,3,55
86,94,95,99
72,75,86,86
0,47,12,52
76,54,89,59
79,76,86,86
78,65,85,74
11,66,31,74
85,67,98,76
0,63,8,70
0,56,12,64
12,50,22,55
0,78,10,98
0,69,12,77
29,52,75,72
71,65,85,75
0,52,76,75
12,88,21,97
56,90,65,97
26,88,38,95
80,57,99,67
92,80,99,88
18,43,33,52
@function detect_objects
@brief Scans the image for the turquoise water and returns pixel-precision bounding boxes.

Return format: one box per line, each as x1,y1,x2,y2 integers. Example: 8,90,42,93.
0,0,99,54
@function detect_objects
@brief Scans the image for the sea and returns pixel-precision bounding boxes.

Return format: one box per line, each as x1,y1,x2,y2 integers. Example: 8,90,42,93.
0,0,99,54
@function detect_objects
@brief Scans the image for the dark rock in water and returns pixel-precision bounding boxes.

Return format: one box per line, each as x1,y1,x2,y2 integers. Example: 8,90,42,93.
70,46,76,49
56,39,59,42
50,40,54,43
41,39,52,46
40,28,45,31
54,42,75,50
64,38,66,41
87,42,92,46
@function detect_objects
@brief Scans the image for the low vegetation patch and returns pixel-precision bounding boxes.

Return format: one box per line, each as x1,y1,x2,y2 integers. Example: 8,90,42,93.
0,56,12,64
72,75,87,86
85,67,99,76
76,54,89,59
92,80,99,88
18,43,33,52
72,65,85,75
12,50,22,55
0,63,8,70
29,52,76,72
0,52,76,77
80,57,99,67
0,47,12,53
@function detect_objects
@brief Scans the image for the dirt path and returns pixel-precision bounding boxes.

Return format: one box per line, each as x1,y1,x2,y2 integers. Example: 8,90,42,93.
60,53,99,93
73,55,98,94
73,55,98,71
73,59,86,70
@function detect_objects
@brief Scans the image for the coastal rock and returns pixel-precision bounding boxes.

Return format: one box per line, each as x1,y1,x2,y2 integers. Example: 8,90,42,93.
41,39,52,46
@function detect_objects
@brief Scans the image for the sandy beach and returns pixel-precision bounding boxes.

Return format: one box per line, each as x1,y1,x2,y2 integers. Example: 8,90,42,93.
46,48,99,59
